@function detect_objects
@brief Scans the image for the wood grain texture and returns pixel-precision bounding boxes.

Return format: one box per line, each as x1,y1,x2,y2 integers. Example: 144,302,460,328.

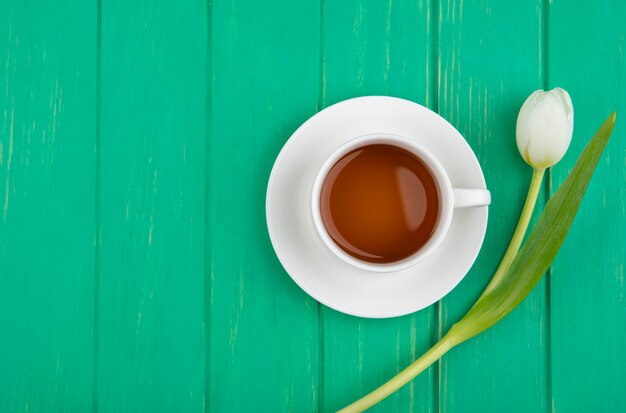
0,1,96,411
319,1,436,412
209,0,320,411
98,0,207,411
437,0,550,411
549,1,626,411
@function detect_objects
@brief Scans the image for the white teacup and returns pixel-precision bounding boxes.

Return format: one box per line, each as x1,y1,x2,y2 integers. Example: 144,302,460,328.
311,133,491,273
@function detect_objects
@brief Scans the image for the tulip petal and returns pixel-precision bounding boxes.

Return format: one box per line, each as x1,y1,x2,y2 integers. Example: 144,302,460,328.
516,88,574,168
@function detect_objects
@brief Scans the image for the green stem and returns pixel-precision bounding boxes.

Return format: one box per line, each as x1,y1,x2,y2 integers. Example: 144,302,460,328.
337,335,455,413
477,167,545,298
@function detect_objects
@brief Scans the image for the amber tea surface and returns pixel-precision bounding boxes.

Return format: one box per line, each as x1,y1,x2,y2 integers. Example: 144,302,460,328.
320,144,439,264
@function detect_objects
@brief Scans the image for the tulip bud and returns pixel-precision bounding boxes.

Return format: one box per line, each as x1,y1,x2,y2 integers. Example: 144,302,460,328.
516,88,574,169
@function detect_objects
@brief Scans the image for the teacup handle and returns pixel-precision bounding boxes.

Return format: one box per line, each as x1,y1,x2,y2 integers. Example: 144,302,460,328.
452,188,491,209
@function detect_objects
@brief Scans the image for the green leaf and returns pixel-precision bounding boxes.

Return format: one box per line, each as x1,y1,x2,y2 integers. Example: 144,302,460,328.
448,112,617,344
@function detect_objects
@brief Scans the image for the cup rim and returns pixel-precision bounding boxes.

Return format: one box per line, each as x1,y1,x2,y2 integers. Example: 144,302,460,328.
310,133,454,273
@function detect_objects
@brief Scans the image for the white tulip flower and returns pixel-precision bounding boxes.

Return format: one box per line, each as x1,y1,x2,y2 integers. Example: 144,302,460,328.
516,88,574,169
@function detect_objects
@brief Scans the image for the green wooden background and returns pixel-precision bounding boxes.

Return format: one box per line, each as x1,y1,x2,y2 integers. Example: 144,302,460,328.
1,0,624,411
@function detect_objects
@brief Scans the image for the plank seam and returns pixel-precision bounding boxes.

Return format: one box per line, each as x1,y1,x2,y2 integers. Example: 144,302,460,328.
317,1,325,411
541,0,554,411
430,0,442,411
93,0,102,411
205,0,213,412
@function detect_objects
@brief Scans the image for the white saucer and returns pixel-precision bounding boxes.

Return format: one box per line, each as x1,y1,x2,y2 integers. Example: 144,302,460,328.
266,96,489,318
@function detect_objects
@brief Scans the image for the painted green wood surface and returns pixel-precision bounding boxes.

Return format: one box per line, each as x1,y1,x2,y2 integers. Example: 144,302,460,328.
0,1,96,411
1,0,625,412
98,0,206,411
548,1,626,410
210,0,320,411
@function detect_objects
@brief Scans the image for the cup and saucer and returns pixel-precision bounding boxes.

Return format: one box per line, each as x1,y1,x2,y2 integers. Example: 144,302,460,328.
266,96,490,318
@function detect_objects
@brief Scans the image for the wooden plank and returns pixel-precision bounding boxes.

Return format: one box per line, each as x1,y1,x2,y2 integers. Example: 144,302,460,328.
320,1,436,412
437,0,550,411
549,1,626,410
209,0,320,411
98,1,207,411
0,1,96,411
